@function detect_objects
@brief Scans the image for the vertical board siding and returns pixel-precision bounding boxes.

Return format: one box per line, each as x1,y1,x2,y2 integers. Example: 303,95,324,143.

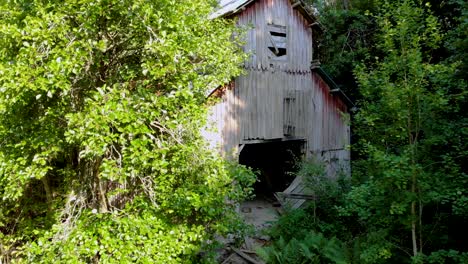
206,0,350,175
239,0,312,71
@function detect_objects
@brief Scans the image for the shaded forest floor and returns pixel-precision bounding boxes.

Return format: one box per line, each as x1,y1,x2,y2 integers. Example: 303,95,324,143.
219,197,282,263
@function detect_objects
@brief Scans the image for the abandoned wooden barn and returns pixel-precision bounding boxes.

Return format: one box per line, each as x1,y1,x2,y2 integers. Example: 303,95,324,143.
206,0,353,204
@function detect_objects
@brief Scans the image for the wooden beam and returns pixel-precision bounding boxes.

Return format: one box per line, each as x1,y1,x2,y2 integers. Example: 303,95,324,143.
292,2,301,8
238,144,245,155
242,137,306,145
230,247,265,264
276,192,317,200
309,22,319,27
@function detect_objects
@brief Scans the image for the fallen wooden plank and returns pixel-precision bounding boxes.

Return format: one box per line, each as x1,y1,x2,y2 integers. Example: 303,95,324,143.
231,247,265,264
276,192,316,200
240,249,257,254
275,205,285,215
283,176,303,193
221,253,236,264
273,192,284,206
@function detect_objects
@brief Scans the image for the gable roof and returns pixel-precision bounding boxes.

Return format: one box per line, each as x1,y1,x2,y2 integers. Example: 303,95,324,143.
209,1,354,108
211,0,320,27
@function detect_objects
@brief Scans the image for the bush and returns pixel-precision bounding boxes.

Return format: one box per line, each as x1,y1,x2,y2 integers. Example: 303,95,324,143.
0,0,253,262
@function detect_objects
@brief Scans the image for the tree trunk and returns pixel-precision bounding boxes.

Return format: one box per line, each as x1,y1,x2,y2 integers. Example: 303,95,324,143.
411,199,418,257
79,158,108,213
97,177,108,213
93,158,108,213
342,0,351,10
419,200,423,254
41,175,53,208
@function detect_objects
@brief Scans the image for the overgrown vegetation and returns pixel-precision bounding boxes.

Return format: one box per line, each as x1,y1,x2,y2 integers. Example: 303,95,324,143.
262,0,467,263
258,161,352,264
1,0,467,263
258,231,348,264
0,0,255,262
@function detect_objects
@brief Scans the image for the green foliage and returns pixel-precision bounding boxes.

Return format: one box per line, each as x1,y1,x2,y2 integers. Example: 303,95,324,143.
425,250,468,264
265,1,467,263
294,160,353,237
0,0,254,262
442,0,468,76
27,208,205,263
266,209,316,241
347,0,468,262
306,0,377,100
299,161,351,207
257,232,347,264
260,161,355,264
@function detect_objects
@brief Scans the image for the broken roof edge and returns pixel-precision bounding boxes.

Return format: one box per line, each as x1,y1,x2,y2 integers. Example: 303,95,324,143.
209,0,256,20
289,0,325,31
210,0,324,31
311,65,355,109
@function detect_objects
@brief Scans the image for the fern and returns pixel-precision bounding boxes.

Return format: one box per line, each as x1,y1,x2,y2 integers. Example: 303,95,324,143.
257,231,348,264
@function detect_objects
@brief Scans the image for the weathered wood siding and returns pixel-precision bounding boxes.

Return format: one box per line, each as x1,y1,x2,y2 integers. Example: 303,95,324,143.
309,72,350,176
234,0,314,143
207,0,350,173
239,0,313,71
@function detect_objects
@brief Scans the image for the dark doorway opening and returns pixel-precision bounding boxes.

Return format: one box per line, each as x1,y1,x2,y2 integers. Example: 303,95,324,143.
239,140,304,199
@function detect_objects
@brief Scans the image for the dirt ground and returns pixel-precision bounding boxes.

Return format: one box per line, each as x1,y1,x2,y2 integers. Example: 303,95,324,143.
218,197,282,264
240,198,280,234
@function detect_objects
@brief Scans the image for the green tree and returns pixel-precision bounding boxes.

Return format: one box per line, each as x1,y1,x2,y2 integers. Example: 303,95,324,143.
346,0,468,262
304,0,377,101
263,1,467,263
0,0,254,262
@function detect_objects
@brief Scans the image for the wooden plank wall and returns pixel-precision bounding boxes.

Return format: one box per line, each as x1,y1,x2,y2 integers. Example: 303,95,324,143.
234,0,313,142
309,72,351,176
207,0,350,173
240,0,312,71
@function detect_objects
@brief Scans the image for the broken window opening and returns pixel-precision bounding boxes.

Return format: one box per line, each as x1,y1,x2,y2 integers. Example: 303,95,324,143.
270,31,286,37
268,47,287,57
268,25,287,61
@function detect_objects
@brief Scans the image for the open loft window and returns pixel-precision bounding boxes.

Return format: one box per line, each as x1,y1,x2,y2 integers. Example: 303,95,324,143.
267,25,287,61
